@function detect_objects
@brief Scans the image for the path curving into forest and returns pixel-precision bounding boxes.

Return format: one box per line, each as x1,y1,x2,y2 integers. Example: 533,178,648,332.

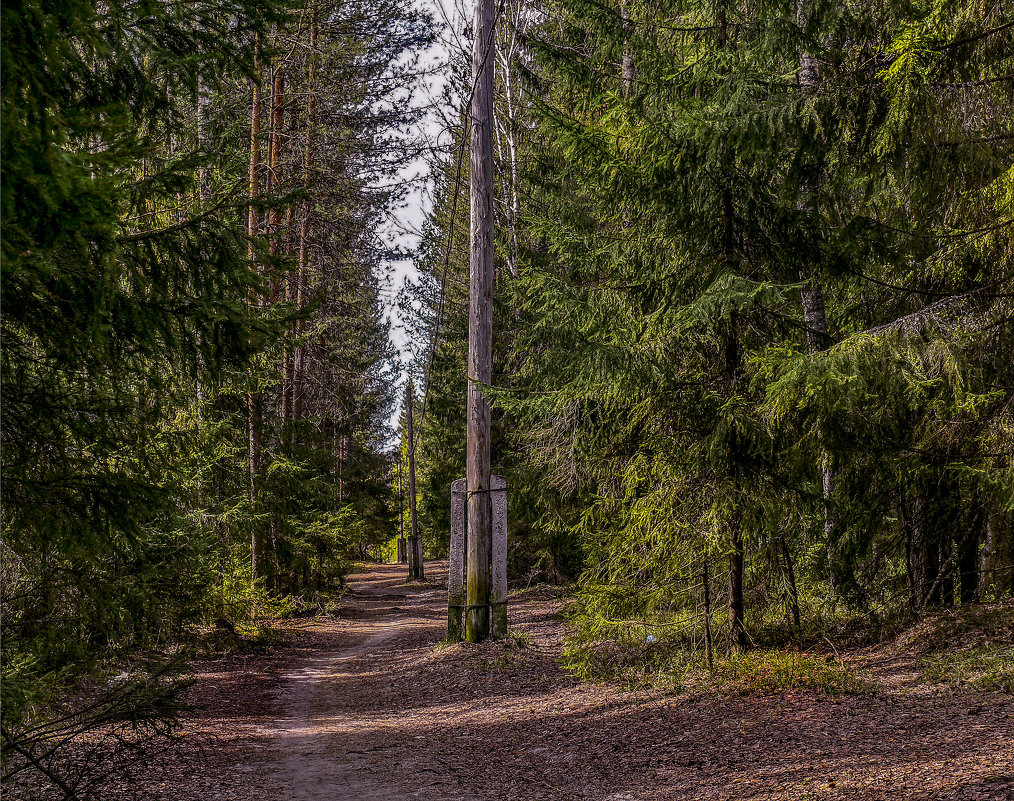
112,562,1013,801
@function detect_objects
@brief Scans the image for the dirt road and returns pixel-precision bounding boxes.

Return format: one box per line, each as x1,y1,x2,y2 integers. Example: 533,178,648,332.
120,562,1012,801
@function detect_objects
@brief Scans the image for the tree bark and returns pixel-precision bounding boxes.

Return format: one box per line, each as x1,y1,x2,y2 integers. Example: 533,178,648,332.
716,0,745,653
959,523,980,604
620,0,635,95
795,2,842,602
281,95,298,433
293,15,317,424
911,491,936,607
495,15,521,277
268,42,286,300
782,535,802,632
702,558,714,672
725,321,746,652
257,39,286,587
728,508,747,652
978,500,1009,598
398,460,407,564
247,52,264,581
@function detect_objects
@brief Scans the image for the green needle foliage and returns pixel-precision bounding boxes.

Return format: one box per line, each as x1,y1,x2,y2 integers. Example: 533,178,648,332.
2,0,430,790
3,0,282,694
409,0,1012,674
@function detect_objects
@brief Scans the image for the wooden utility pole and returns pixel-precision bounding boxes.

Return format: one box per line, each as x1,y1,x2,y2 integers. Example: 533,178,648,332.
397,460,407,564
406,380,423,579
466,0,495,642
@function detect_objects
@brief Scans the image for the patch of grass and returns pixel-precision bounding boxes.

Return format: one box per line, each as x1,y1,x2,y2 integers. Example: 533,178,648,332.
432,635,461,652
920,645,1014,693
752,606,912,652
561,637,655,686
478,655,513,672
501,629,533,648
561,633,871,696
878,601,1014,692
902,604,1014,655
561,632,707,691
714,650,872,696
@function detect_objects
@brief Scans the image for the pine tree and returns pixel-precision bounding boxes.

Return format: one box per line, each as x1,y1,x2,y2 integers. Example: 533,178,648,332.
1,0,284,787
1,0,432,788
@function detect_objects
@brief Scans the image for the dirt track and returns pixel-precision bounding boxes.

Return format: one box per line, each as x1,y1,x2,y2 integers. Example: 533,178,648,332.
112,561,1013,801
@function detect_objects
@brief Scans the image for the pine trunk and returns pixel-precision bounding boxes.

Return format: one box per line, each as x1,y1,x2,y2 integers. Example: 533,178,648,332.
620,0,635,95
702,559,714,672
796,3,839,604
281,94,298,433
729,510,746,652
294,17,317,424
247,53,263,580
716,0,746,654
782,536,802,633
268,46,286,297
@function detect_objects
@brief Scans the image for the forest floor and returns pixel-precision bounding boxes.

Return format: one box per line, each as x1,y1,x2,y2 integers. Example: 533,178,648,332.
109,562,1012,801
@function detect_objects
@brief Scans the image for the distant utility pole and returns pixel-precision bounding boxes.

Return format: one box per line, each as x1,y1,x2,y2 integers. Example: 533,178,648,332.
406,380,423,579
397,460,407,564
466,0,495,642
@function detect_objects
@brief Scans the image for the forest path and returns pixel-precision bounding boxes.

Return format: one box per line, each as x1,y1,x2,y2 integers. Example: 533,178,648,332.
255,564,447,800
127,562,1014,801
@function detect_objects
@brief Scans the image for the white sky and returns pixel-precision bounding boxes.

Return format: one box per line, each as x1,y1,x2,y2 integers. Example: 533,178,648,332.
380,0,469,433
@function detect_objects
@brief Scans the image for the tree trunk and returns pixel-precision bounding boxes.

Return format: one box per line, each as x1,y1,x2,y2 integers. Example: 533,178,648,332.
729,510,747,652
909,490,934,610
782,535,802,633
337,434,346,502
959,523,980,604
497,9,522,277
260,41,285,588
928,475,959,607
901,492,918,612
281,94,298,434
726,321,745,652
247,52,264,581
702,558,714,672
716,0,745,653
795,2,840,586
293,16,317,424
268,43,286,300
938,539,954,607
398,460,407,564
620,0,635,95
249,394,263,578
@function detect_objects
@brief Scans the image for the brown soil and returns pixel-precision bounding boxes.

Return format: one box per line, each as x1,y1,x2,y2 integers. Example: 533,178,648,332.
110,563,1014,800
